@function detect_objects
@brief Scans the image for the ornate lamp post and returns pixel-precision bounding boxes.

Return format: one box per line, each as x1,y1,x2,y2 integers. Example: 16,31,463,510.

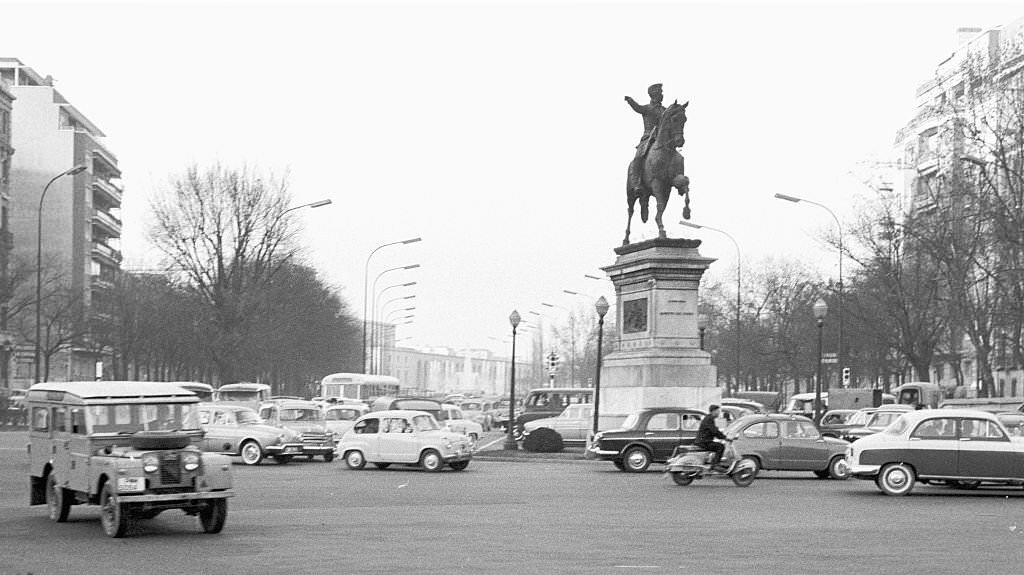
592,297,609,435
504,310,521,450
35,164,87,383
813,298,828,424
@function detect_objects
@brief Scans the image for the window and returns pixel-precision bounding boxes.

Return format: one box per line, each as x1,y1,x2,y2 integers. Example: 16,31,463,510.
742,422,779,439
70,409,85,434
384,418,410,433
31,407,49,432
680,413,702,431
911,418,957,440
52,407,67,432
961,419,1006,441
646,413,679,431
355,418,379,434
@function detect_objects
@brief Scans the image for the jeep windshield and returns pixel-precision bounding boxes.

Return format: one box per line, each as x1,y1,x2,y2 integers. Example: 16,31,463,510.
88,403,200,434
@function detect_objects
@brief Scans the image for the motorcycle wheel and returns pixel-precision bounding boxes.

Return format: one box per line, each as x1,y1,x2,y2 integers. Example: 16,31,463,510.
671,471,695,486
731,465,756,487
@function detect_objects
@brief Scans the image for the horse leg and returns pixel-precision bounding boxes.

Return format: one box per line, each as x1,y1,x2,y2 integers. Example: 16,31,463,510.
624,182,636,246
652,181,669,239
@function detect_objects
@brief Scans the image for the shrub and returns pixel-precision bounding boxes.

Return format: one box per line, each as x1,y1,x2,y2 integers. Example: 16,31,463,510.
522,427,564,452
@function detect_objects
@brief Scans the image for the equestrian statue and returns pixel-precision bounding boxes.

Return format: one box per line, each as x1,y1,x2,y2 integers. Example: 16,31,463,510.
624,83,691,245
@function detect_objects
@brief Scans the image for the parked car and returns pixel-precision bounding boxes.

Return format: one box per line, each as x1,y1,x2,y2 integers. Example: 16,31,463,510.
198,404,303,465
841,405,915,442
523,403,593,445
725,413,850,479
258,399,336,462
995,411,1024,436
847,408,1024,495
323,404,370,443
817,409,860,438
338,409,472,472
721,398,765,413
513,387,593,438
586,407,705,472
437,404,484,448
27,381,234,538
458,399,495,431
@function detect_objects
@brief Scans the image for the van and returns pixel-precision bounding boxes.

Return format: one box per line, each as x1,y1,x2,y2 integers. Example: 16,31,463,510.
513,387,593,438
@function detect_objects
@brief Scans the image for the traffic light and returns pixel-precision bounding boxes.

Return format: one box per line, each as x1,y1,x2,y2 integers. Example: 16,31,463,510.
547,352,560,374
842,367,851,387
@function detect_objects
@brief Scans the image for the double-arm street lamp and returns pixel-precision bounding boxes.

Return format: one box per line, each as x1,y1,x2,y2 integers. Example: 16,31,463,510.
282,198,332,216
35,164,87,383
373,281,417,374
680,220,741,396
371,264,420,370
813,298,828,425
504,310,521,450
362,237,421,373
775,193,844,378
593,296,609,435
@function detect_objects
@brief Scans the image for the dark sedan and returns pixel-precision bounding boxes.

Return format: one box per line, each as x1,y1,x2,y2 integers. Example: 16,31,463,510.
726,413,851,479
586,407,705,472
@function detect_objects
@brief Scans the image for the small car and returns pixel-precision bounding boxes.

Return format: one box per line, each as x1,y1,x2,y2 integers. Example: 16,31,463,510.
841,405,915,442
338,409,472,472
437,403,484,448
27,381,234,538
258,399,336,462
458,399,495,431
847,408,1024,496
817,409,860,438
726,413,851,479
586,407,706,472
197,404,304,465
523,403,593,445
324,404,369,443
513,388,593,438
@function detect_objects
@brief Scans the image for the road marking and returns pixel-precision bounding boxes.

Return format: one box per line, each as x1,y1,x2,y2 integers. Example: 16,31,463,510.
477,437,507,451
614,566,661,570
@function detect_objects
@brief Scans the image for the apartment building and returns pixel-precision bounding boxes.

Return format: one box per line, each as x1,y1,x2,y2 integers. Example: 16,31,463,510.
893,18,1024,398
0,58,123,385
0,77,14,388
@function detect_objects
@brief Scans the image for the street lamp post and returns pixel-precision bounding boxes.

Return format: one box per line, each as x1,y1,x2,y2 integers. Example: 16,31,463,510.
775,193,844,380
541,302,575,386
282,198,332,216
362,237,421,373
370,264,420,372
373,281,417,374
593,297,609,435
504,310,521,450
813,298,828,425
680,220,740,396
35,164,87,383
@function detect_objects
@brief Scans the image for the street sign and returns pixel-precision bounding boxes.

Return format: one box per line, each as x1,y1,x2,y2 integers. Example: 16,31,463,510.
822,357,839,364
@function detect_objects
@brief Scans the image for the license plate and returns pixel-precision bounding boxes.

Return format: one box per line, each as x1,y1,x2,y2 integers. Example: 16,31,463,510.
284,447,301,454
117,477,145,492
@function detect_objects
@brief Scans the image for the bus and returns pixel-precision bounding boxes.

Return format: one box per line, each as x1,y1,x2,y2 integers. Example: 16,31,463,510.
216,382,272,411
319,373,400,404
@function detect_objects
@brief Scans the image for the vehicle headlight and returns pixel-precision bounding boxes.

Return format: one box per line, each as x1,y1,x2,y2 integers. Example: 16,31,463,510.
142,454,159,474
445,441,453,450
183,452,200,471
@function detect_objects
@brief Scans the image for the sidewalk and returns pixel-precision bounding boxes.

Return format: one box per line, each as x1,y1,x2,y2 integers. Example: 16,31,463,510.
473,436,591,463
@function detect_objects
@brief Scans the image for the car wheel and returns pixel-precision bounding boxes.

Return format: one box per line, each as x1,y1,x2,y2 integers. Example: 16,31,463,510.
99,483,131,538
199,499,228,534
46,474,72,522
622,446,651,473
421,449,444,472
670,471,695,486
239,440,263,466
346,450,366,470
828,456,850,480
878,463,915,496
323,452,335,463
449,460,470,471
373,462,392,470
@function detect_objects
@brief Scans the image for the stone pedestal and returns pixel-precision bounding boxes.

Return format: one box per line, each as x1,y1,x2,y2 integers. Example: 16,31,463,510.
597,238,720,430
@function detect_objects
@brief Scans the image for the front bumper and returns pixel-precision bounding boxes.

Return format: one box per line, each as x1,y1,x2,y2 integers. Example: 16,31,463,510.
265,443,335,457
114,490,234,504
443,450,472,463
585,445,619,460
849,463,881,478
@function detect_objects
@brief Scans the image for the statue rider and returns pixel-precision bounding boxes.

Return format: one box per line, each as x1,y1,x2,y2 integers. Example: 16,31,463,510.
625,83,666,194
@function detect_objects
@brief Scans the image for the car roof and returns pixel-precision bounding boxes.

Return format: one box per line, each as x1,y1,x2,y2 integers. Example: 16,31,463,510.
262,399,320,408
28,381,199,401
899,408,999,423
358,409,434,419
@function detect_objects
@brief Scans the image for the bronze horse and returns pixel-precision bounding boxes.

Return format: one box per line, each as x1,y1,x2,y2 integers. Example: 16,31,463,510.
624,101,691,244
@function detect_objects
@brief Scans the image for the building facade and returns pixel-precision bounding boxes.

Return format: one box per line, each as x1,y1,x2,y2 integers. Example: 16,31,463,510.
0,77,15,389
894,19,1024,399
386,345,537,397
0,58,123,386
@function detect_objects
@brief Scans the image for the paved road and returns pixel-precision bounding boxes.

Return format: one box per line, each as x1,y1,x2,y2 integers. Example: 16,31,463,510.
1,431,1021,574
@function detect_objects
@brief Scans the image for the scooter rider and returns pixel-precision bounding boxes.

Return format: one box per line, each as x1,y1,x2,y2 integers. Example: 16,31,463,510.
694,404,727,468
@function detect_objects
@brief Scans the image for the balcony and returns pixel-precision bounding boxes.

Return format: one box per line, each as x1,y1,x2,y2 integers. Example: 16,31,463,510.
91,241,122,265
90,145,120,178
90,273,115,291
92,208,122,237
91,178,122,207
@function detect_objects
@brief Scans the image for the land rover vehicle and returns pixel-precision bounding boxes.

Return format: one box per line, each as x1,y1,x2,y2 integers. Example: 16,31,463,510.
27,381,234,538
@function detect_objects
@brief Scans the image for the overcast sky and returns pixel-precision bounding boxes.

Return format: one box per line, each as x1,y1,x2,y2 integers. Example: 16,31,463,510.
2,0,1021,355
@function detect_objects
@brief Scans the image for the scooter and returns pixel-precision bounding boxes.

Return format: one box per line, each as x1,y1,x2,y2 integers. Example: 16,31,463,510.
664,438,757,487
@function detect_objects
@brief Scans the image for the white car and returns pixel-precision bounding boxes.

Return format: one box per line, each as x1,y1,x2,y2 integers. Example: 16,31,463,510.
523,403,593,444
438,403,484,448
338,410,472,472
